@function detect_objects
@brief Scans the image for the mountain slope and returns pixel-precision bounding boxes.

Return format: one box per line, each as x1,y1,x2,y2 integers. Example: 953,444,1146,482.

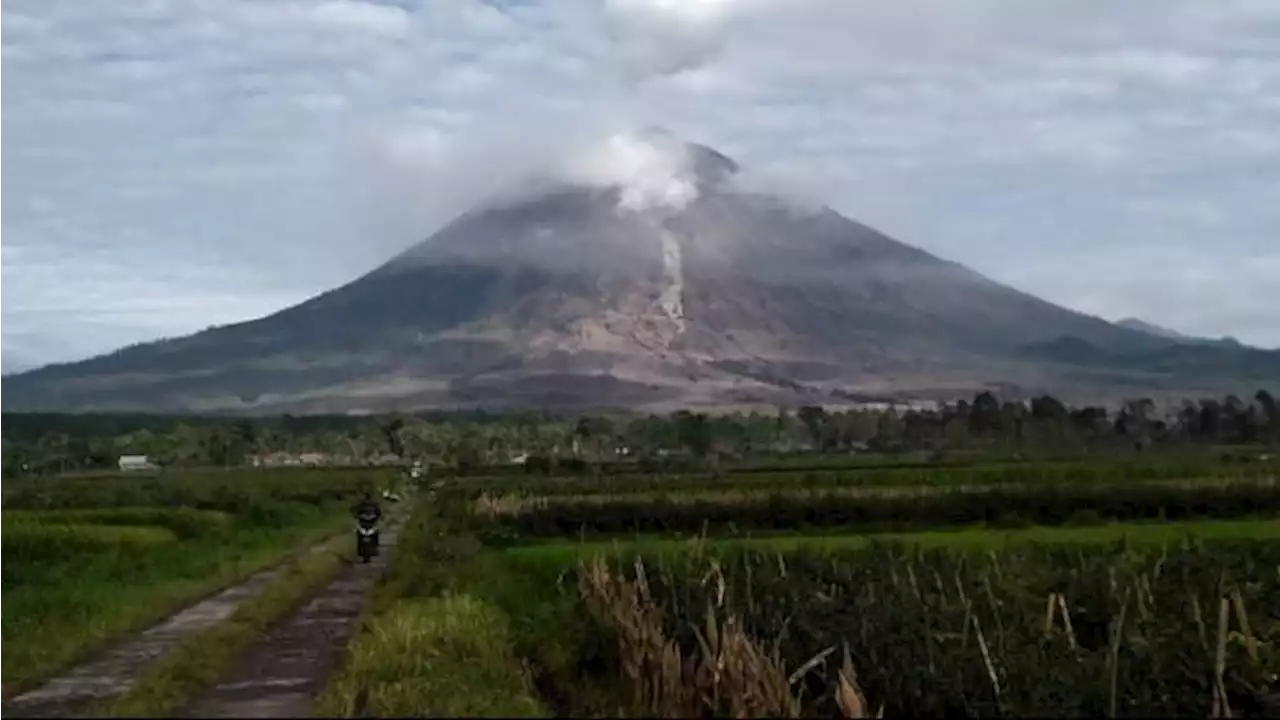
1116,317,1248,349
4,133,1276,413
1116,317,1192,341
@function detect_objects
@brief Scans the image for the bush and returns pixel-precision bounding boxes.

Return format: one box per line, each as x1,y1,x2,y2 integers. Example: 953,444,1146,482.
315,594,546,717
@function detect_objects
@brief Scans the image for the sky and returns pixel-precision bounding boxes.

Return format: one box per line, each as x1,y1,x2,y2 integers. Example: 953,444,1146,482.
3,0,1279,373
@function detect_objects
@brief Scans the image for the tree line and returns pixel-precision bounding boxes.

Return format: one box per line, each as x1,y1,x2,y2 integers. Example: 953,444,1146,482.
2,389,1276,477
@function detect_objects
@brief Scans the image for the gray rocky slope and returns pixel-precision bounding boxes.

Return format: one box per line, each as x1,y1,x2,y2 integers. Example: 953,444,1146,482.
4,137,1276,413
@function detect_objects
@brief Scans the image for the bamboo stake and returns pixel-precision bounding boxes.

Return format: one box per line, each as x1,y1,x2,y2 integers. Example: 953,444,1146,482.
1107,586,1131,719
971,612,1004,712
1212,596,1233,719
1228,588,1258,663
1057,594,1078,652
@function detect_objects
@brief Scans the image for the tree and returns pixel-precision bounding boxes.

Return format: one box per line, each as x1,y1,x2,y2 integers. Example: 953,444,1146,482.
872,408,902,450
674,411,713,459
968,392,1001,435
1070,406,1107,436
1257,389,1279,439
1198,399,1223,441
797,406,829,449
574,416,615,471
1030,395,1068,423
382,417,407,458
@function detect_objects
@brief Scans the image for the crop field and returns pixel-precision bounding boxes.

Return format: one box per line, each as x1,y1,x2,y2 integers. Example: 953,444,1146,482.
441,455,1280,500
1,468,390,696
320,452,1280,718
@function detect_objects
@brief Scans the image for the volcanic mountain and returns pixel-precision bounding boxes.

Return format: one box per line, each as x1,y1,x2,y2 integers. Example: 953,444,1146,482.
4,131,1277,413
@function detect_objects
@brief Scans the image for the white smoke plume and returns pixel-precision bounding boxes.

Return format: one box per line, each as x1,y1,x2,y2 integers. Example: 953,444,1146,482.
351,0,774,255
558,128,700,212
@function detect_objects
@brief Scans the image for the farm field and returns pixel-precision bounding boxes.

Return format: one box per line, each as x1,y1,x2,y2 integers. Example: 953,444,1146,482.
501,517,1280,563
0,468,392,697
446,454,1280,500
320,452,1280,718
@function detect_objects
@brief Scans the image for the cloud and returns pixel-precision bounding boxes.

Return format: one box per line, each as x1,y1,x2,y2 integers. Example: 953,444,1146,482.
559,129,700,212
309,1,411,37
602,0,735,82
3,0,1280,372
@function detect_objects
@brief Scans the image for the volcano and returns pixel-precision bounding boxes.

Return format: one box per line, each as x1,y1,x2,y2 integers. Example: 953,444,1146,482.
4,131,1276,413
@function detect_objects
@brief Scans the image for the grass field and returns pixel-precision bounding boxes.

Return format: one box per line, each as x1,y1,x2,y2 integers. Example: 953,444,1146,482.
501,517,1280,565
320,453,1280,718
442,455,1280,500
92,533,354,717
1,468,393,696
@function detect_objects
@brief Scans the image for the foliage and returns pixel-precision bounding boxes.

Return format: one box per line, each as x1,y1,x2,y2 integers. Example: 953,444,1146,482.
4,388,1277,478
2,468,386,511
93,534,352,718
471,479,1280,541
439,455,1280,500
1,473,350,695
314,594,547,718
563,540,1280,717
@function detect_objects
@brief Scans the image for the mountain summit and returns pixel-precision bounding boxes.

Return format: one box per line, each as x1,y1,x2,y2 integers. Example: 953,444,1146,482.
4,133,1276,413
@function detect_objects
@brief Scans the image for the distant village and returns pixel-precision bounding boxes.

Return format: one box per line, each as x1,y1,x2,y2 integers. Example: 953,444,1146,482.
112,440,656,474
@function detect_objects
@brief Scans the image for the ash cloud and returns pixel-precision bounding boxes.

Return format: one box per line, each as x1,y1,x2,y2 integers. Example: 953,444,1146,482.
354,0,758,243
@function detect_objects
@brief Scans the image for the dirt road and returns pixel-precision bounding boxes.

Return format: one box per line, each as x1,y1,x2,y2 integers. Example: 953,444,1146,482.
2,543,332,718
177,521,402,718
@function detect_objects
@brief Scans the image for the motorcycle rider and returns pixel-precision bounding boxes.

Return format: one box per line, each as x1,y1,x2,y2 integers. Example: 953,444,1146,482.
351,490,383,555
352,490,382,526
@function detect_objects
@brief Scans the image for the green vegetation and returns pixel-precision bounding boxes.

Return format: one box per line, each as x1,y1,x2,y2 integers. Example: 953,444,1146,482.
568,540,1280,717
94,534,352,717
469,478,1279,541
315,594,546,718
1,468,389,696
5,388,1278,479
319,438,1280,718
6,393,1279,717
3,467,383,511
501,518,1280,565
445,455,1280,500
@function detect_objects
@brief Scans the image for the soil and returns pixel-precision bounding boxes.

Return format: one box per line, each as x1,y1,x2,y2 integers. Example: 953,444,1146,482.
2,548,320,719
177,522,401,718
4,521,401,720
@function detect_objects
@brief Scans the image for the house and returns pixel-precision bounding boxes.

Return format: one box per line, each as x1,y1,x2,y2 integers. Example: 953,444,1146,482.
118,455,159,472
367,453,404,467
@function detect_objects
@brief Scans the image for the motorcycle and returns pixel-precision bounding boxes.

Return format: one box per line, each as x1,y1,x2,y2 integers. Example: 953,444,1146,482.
356,524,379,563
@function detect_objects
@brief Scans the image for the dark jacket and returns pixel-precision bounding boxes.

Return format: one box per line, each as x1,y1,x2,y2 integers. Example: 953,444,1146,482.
352,499,382,528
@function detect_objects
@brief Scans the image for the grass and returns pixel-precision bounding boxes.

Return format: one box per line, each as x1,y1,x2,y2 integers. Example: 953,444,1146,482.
313,594,547,718
501,518,1280,567
314,506,549,719
442,455,1280,500
92,533,352,717
2,467,392,512
4,507,236,540
1,504,348,696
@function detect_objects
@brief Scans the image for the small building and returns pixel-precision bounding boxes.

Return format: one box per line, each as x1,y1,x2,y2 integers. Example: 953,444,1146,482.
118,455,159,472
298,452,327,466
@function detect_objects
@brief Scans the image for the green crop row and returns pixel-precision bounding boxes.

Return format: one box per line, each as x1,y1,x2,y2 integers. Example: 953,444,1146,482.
2,522,179,566
467,479,1280,542
441,456,1280,500
4,507,235,539
2,467,393,512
